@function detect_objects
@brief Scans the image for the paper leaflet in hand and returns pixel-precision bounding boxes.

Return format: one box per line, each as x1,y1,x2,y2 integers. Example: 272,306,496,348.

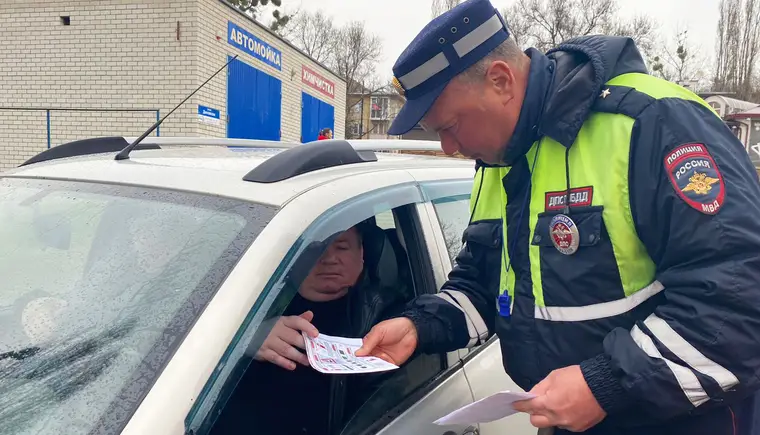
302,332,399,374
433,390,537,425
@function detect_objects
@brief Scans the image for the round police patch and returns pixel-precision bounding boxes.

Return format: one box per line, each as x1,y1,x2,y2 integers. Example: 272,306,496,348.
664,143,725,215
549,214,579,255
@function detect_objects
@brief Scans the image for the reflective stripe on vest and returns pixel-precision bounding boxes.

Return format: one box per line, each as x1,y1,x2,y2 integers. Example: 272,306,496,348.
534,280,664,321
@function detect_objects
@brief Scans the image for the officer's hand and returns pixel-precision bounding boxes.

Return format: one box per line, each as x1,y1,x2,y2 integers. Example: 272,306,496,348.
355,317,418,365
512,365,606,432
254,311,319,371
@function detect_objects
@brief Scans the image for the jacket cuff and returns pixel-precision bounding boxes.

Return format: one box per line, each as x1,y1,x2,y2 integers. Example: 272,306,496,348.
580,353,630,416
402,309,447,354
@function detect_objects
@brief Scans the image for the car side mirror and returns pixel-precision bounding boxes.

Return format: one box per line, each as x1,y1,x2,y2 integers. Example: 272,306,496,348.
33,213,72,250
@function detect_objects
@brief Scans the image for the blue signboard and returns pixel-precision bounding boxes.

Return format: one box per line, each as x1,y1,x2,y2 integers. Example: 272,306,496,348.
227,21,282,71
198,104,220,125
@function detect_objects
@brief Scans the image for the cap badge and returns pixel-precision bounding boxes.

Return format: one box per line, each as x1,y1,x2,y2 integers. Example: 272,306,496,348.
391,76,406,98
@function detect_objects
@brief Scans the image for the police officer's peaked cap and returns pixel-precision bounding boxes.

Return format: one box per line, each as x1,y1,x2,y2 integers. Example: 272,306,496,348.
388,0,510,135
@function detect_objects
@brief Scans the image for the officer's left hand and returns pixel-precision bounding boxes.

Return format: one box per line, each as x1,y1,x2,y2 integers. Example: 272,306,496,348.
512,365,606,432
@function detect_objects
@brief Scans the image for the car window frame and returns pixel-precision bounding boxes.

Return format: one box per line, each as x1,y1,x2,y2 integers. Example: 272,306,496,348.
337,179,476,435
183,180,433,434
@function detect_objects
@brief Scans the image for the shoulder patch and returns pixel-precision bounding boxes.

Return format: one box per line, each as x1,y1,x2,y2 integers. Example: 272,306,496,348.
664,143,725,215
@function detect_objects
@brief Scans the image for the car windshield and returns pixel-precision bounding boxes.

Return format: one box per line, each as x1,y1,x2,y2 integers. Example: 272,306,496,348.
0,177,276,434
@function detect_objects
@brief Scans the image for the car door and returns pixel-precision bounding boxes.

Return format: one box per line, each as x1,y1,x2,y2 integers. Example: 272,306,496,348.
173,173,474,435
424,184,536,435
339,198,475,435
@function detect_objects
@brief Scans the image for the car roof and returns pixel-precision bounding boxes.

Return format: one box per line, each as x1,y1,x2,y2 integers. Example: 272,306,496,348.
1,137,475,207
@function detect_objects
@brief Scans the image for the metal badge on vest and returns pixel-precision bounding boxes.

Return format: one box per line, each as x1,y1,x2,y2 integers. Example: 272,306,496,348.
549,214,580,255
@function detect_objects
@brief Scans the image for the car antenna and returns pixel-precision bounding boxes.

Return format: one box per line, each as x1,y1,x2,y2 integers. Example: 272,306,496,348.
115,54,239,161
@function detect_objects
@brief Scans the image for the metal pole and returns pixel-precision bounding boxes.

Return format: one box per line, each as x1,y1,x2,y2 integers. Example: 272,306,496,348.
46,109,51,149
156,110,160,137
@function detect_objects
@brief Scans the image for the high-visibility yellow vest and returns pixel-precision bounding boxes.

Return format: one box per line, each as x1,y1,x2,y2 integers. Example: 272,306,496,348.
470,72,717,319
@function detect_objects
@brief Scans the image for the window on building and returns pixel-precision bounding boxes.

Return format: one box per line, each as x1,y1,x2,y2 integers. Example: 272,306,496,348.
350,102,362,117
370,97,389,120
374,121,388,136
349,123,362,137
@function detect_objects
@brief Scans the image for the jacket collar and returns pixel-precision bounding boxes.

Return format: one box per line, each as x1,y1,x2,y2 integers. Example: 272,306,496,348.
501,48,555,166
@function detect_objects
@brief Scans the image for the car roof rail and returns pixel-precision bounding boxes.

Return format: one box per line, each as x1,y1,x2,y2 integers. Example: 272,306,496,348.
19,136,160,167
346,139,442,152
121,137,297,149
243,139,378,183
19,136,298,167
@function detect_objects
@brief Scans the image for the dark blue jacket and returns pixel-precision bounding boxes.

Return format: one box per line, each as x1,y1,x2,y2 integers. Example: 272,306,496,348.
402,35,760,435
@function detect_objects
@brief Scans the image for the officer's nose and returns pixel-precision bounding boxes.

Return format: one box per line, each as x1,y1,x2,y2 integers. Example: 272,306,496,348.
439,132,459,156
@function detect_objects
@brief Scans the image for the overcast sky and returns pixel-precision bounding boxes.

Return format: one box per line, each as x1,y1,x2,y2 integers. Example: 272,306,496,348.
295,0,719,81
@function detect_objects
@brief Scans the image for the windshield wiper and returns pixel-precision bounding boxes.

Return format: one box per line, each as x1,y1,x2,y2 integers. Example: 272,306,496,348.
0,347,40,361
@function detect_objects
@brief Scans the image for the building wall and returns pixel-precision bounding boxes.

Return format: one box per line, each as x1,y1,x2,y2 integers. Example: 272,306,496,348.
196,0,345,143
0,0,198,170
348,93,403,139
0,0,346,171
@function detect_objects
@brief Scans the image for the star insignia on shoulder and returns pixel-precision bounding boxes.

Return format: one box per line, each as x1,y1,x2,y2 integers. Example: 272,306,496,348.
600,88,611,99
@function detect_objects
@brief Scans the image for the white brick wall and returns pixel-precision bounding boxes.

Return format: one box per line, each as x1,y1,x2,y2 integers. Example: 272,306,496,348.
0,0,346,170
0,0,198,170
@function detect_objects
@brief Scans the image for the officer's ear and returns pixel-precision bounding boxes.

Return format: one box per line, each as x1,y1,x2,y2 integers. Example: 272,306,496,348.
485,60,518,102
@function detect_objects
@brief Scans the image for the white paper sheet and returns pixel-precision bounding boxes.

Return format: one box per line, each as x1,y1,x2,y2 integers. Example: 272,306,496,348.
302,332,399,374
433,391,537,425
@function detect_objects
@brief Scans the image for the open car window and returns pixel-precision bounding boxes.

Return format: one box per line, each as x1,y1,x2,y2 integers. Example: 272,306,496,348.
186,182,449,434
0,177,275,435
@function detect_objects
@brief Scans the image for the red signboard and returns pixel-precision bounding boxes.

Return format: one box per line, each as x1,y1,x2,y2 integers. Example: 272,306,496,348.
302,66,335,99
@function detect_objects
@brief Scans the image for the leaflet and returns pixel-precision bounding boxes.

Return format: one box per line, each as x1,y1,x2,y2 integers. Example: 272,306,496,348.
433,390,537,425
302,332,399,374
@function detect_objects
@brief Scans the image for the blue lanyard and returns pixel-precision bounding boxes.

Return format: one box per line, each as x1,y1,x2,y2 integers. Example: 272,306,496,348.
498,142,542,317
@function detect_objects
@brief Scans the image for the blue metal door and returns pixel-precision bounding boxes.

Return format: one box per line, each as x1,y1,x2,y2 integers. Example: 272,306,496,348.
301,92,335,142
227,56,282,140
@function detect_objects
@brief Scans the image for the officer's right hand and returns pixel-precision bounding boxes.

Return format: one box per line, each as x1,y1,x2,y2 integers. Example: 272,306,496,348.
254,310,319,371
355,317,418,365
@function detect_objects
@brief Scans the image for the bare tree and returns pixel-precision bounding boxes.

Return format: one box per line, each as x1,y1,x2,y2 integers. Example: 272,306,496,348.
651,30,694,83
504,0,615,52
601,14,658,60
503,0,656,59
331,22,383,93
228,0,291,31
714,0,760,100
281,11,338,63
431,0,464,18
326,22,384,137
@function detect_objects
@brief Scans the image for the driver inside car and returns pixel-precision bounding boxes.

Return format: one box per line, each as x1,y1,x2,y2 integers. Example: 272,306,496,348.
210,221,412,435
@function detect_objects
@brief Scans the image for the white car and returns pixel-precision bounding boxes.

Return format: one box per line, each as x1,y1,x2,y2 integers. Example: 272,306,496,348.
0,137,535,435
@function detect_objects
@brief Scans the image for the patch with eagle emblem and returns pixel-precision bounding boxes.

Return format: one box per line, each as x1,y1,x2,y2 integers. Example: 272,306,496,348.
664,143,725,215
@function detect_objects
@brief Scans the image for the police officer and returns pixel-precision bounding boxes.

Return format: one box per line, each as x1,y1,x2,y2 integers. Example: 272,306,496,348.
355,0,760,433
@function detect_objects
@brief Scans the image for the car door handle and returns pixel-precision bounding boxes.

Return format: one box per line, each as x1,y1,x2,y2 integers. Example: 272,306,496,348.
442,425,478,435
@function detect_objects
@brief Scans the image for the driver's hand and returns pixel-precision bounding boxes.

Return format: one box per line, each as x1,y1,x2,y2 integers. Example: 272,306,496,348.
254,311,319,370
355,317,418,365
